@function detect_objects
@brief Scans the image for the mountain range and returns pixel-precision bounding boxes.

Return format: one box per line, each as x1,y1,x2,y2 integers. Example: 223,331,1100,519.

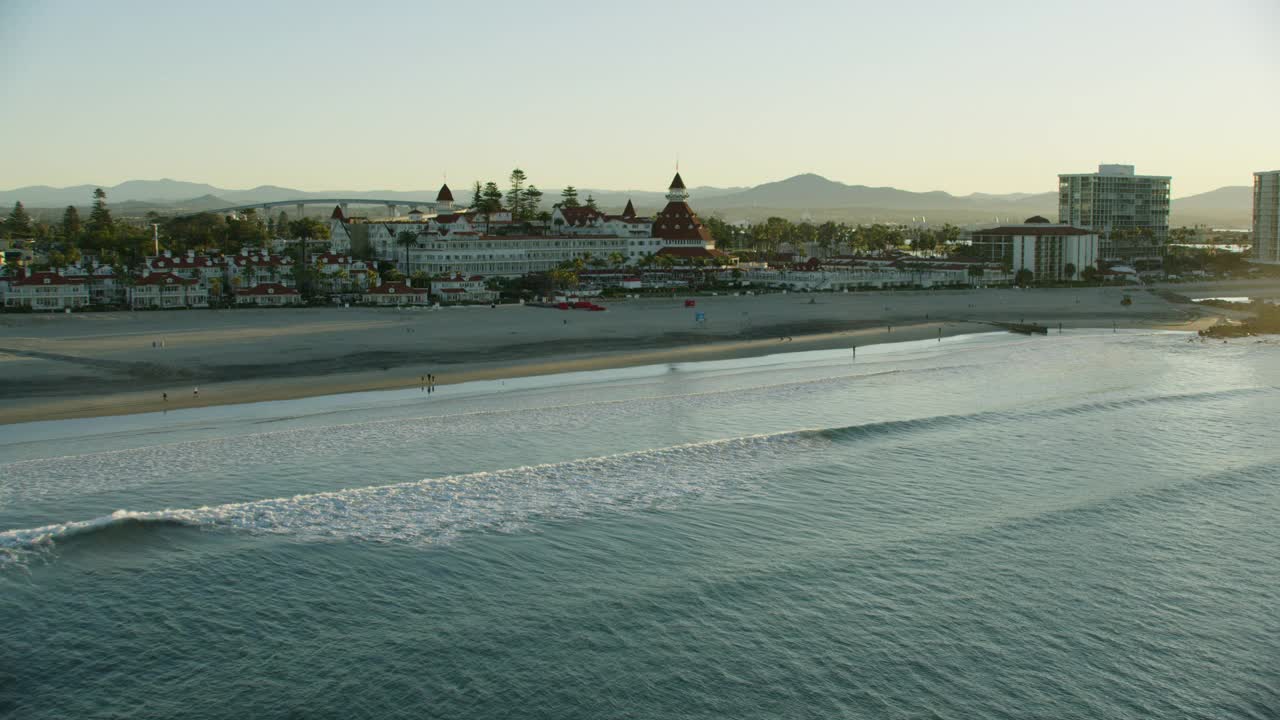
1,174,1253,228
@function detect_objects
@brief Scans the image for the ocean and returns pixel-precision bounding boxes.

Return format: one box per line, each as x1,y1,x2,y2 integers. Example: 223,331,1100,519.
2,330,1278,719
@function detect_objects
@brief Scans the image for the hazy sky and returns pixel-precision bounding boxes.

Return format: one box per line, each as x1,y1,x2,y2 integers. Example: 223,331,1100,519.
1,0,1276,196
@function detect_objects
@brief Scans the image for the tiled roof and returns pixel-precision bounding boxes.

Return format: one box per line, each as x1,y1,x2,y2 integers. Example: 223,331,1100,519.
559,207,604,226
134,272,197,286
150,256,221,269
651,201,714,242
366,282,428,295
11,271,83,287
236,283,299,296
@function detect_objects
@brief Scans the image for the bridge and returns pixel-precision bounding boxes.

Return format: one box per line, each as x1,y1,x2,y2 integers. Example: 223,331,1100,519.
176,198,442,219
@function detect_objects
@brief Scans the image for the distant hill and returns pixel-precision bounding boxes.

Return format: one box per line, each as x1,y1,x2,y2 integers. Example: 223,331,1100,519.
1173,186,1251,211
180,194,235,211
0,175,1254,228
700,173,954,210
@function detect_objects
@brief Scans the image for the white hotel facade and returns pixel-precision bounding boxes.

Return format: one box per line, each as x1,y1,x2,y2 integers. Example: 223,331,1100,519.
328,175,724,278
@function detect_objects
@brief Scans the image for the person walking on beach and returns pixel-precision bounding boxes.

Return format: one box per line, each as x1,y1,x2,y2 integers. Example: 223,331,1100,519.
163,392,168,402
193,387,199,398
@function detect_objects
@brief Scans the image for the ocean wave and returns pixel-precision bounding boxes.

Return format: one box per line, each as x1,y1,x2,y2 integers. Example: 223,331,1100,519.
0,363,970,507
5,385,1275,568
0,414,963,566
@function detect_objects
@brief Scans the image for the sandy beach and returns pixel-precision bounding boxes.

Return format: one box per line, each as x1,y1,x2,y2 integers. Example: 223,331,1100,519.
1,280,1273,425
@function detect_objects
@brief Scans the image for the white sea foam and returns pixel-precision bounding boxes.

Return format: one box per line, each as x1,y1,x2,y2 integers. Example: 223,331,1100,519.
0,363,966,507
0,429,839,566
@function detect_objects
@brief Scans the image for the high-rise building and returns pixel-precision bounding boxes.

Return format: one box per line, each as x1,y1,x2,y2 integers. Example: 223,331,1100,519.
1252,171,1280,265
1058,164,1171,268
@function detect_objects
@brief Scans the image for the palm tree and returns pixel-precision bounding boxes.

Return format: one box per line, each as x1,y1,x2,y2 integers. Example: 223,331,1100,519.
397,231,417,274
607,251,626,268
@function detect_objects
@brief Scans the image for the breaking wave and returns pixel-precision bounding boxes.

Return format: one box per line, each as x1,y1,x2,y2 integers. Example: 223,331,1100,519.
4,384,1274,569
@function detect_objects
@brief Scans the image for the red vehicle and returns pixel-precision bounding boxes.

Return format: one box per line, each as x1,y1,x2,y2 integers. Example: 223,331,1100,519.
684,299,696,308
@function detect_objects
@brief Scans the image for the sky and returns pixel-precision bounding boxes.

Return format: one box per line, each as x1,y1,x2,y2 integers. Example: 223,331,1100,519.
1,0,1276,197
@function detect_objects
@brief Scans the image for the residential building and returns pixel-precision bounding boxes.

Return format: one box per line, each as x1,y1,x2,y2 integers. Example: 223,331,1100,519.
1252,170,1280,264
226,250,296,292
1058,164,1170,267
3,270,90,310
363,281,432,306
970,216,1099,281
430,274,497,303
312,253,375,294
145,250,225,295
129,272,209,309
236,283,301,306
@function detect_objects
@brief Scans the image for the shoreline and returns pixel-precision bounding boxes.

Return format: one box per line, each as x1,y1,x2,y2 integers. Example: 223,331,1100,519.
0,315,1217,426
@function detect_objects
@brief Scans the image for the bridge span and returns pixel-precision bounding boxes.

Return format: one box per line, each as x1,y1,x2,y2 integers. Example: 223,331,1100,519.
177,198,441,219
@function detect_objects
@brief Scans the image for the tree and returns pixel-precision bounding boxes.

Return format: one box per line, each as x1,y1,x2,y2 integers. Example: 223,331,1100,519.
287,217,330,299
1014,269,1034,287
967,265,985,283
523,185,544,224
607,251,626,267
1081,265,1101,283
276,211,291,238
4,201,33,238
584,194,598,211
559,186,580,208
506,168,528,221
469,181,483,210
480,182,504,234
397,231,418,273
85,188,114,250
1063,262,1077,281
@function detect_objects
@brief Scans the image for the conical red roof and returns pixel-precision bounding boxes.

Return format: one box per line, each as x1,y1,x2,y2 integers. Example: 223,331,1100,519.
622,199,636,218
669,173,686,190
330,205,345,220
437,183,454,202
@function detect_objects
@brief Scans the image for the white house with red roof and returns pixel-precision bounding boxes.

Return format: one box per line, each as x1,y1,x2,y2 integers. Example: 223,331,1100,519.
235,282,301,306
3,270,90,310
550,206,606,234
226,249,296,291
311,253,374,293
430,273,497,303
603,199,654,239
362,280,432,306
129,271,209,309
62,263,126,305
145,250,225,292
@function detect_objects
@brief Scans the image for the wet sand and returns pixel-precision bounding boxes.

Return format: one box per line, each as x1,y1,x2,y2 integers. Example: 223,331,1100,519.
0,281,1269,425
